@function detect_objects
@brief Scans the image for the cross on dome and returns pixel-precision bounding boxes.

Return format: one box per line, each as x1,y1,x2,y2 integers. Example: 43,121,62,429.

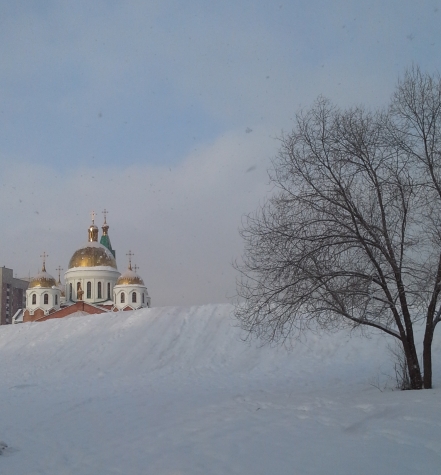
40,251,48,272
133,264,139,273
56,266,63,283
126,250,134,270
90,210,96,224
102,208,108,224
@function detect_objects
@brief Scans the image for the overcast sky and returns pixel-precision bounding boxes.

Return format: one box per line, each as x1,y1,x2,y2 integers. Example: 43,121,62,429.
0,1,440,306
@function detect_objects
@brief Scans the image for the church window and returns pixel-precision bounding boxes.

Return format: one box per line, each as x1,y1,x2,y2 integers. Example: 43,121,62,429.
44,293,49,305
70,283,73,300
107,282,111,300
121,292,125,304
142,293,145,304
97,282,102,299
87,281,91,299
77,282,81,291
55,294,58,305
32,293,36,305
132,292,137,303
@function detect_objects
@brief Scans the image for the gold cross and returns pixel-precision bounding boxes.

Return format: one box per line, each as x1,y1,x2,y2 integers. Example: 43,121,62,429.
56,266,63,282
126,250,134,269
102,208,108,224
40,252,48,271
90,210,96,223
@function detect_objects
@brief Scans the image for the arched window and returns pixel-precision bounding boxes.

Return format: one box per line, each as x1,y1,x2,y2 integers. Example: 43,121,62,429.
121,292,125,304
97,282,102,299
107,282,111,300
70,283,73,300
142,293,145,304
32,293,36,305
77,282,81,291
44,293,48,305
132,292,137,303
55,294,58,305
87,281,91,299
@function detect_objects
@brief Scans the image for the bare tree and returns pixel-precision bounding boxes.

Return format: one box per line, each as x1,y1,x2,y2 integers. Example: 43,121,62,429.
235,67,441,389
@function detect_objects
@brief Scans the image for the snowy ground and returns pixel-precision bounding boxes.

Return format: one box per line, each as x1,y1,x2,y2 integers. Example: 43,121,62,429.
0,304,440,474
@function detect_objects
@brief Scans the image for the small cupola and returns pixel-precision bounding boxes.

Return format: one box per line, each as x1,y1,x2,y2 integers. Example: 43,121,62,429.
113,251,151,311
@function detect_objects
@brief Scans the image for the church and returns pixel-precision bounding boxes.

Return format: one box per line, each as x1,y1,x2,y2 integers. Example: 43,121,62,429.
20,212,151,323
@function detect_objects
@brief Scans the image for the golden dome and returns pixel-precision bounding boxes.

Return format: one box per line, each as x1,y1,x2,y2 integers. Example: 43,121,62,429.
116,268,145,286
68,242,118,269
29,270,57,289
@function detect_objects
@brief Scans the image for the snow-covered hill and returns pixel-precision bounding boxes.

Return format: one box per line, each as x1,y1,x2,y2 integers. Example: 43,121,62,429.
0,304,440,474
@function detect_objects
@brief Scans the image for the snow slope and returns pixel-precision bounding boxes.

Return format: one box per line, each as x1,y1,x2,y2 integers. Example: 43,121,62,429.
0,304,440,474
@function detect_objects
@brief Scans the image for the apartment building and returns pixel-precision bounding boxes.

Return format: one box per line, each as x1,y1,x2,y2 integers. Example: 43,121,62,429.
0,267,29,325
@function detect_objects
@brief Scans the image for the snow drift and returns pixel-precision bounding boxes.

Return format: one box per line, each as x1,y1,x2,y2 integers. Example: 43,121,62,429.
0,304,440,474
0,304,392,383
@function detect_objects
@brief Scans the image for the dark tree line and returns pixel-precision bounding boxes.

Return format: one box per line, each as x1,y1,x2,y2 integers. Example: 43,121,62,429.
235,67,441,389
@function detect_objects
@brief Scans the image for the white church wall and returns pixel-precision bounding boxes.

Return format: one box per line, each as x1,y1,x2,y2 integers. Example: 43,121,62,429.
113,283,150,310
64,266,120,304
26,287,61,315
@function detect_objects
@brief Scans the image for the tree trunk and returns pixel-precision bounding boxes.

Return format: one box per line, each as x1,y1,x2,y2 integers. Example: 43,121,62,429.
403,339,423,389
423,326,434,389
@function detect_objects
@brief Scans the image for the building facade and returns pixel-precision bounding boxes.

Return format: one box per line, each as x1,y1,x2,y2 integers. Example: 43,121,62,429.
0,267,29,325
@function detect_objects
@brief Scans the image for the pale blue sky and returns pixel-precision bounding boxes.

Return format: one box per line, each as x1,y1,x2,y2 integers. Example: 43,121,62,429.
1,1,440,305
